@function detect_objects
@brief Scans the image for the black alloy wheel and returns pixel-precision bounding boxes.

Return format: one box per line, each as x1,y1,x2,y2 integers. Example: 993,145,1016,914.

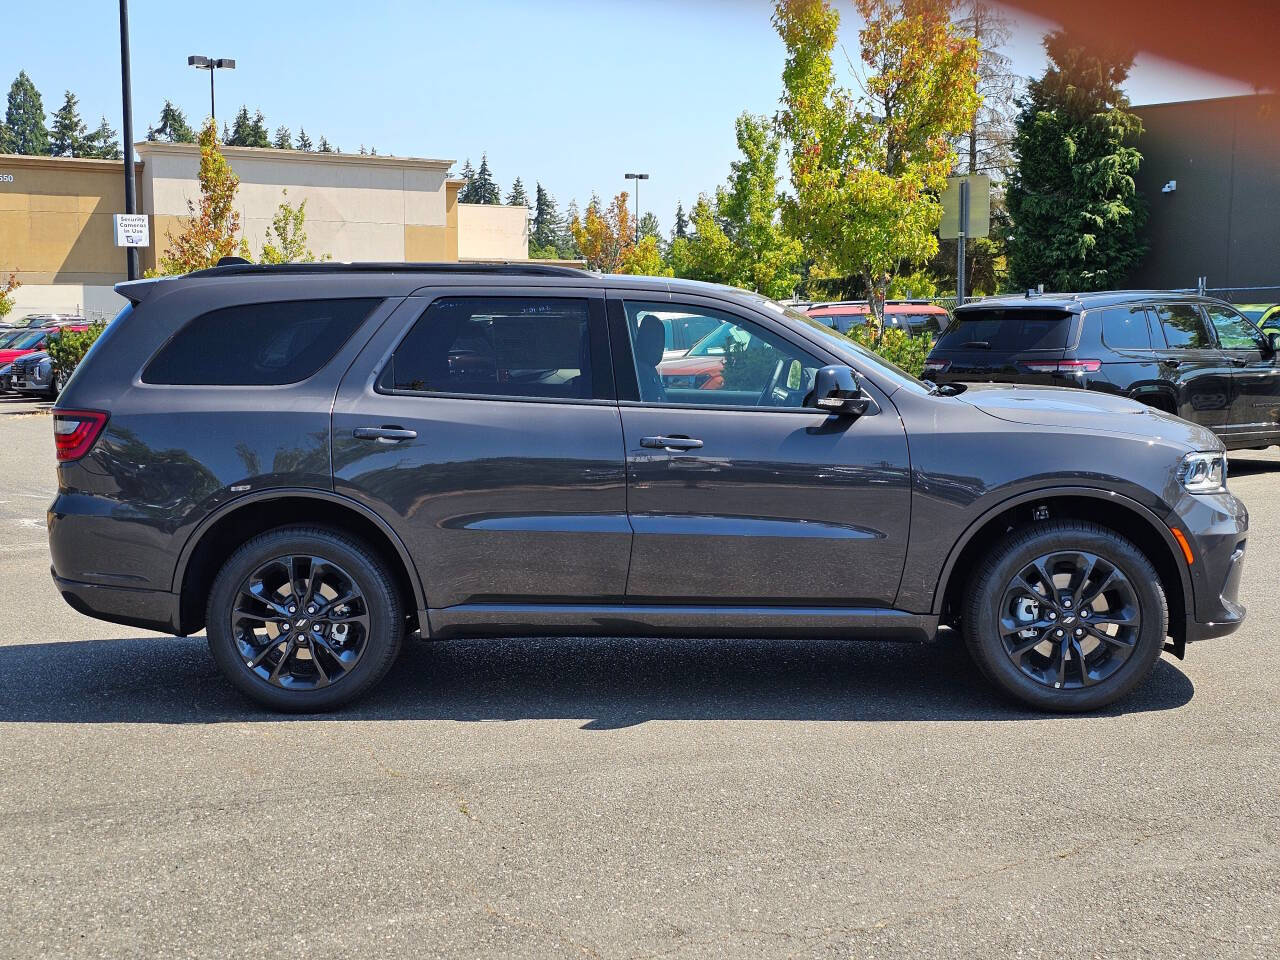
963,521,1167,712
207,526,403,711
231,555,371,690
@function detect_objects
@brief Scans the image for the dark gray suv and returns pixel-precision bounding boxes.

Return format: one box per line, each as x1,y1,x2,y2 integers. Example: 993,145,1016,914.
48,263,1247,713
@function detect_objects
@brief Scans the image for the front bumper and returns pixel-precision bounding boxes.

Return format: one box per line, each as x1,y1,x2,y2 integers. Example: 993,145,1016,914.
1170,489,1248,648
52,570,181,635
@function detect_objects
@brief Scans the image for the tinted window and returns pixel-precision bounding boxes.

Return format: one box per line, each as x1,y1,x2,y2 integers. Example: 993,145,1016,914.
1205,304,1266,350
814,311,868,335
624,300,820,408
390,297,599,400
1155,304,1213,349
144,298,378,385
1098,306,1152,349
934,308,1074,352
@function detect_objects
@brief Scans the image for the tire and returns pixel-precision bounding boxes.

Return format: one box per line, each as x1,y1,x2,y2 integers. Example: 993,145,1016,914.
206,525,403,712
963,520,1168,712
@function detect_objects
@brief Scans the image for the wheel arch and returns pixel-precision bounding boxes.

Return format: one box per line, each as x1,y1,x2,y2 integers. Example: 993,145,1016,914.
933,487,1191,654
174,488,425,636
1126,381,1178,414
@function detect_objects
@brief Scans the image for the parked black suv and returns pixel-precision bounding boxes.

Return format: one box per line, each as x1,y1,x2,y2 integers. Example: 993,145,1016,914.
925,291,1280,450
49,264,1247,713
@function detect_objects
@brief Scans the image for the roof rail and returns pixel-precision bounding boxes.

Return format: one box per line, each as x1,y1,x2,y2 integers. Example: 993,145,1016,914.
184,260,591,279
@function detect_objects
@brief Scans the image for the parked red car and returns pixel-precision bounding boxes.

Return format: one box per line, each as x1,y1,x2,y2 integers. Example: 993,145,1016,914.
0,324,88,366
806,300,951,338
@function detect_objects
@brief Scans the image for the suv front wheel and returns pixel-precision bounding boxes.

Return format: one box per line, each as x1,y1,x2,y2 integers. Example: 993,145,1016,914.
206,526,403,711
964,521,1168,712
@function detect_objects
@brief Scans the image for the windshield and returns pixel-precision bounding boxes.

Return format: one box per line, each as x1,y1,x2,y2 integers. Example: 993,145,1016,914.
10,330,47,349
686,321,749,357
935,308,1075,352
1238,306,1268,322
748,294,932,395
0,330,24,347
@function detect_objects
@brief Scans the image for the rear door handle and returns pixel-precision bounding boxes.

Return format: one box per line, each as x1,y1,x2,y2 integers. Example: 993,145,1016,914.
640,435,704,451
1164,359,1181,368
353,426,417,443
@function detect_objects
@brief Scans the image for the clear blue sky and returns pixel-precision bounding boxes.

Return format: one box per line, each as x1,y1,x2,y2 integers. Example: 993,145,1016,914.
9,0,1252,234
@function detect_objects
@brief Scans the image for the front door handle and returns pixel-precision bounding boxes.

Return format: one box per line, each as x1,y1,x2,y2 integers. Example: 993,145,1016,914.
353,425,417,443
640,435,704,451
1229,357,1250,367
1164,359,1182,369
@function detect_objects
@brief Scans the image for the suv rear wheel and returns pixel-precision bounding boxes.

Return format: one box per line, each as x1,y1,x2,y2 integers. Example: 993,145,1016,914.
963,521,1167,712
206,526,403,711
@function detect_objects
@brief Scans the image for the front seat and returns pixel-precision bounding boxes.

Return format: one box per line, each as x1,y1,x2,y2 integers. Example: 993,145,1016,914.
634,316,667,403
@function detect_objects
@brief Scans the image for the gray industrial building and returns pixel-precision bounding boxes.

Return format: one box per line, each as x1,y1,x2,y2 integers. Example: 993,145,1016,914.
1130,93,1279,296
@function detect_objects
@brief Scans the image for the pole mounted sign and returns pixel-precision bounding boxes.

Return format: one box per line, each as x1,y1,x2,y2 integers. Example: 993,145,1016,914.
940,174,991,304
113,213,149,248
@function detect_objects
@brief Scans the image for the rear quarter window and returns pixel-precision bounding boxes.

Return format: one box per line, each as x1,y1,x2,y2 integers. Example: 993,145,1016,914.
1097,306,1153,349
934,308,1074,351
142,298,380,386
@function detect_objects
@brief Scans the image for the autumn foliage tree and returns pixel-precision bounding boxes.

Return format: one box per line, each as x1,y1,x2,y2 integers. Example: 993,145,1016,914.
773,0,979,330
0,274,20,320
569,192,635,273
154,119,242,275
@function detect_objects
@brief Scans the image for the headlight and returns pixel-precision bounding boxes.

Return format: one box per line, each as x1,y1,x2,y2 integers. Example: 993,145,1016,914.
1178,451,1228,493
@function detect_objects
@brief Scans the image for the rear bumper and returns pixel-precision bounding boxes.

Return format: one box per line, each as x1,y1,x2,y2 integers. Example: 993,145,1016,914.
52,570,181,635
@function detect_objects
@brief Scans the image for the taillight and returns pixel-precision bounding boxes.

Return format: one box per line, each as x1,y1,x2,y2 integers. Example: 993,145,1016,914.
1020,359,1102,374
53,409,108,462
923,359,951,374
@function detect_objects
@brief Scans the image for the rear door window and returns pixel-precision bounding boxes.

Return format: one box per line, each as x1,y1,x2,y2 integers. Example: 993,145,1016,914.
934,308,1074,351
387,296,609,401
1098,306,1153,349
143,298,380,385
1155,304,1215,349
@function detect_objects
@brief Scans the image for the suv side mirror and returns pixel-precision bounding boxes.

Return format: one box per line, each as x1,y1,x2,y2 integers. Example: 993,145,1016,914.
1267,332,1280,355
805,364,870,417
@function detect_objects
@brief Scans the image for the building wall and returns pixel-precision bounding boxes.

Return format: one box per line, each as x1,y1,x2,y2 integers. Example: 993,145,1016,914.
457,202,530,260
0,154,140,286
136,142,464,268
1131,94,1280,290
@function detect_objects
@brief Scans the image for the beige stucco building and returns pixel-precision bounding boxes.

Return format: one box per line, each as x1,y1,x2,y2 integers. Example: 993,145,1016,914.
0,143,535,319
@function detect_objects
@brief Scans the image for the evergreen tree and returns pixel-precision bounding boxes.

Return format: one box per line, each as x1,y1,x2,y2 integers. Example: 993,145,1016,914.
50,91,87,157
1006,30,1147,290
359,144,367,155
248,110,270,148
3,70,51,155
295,128,313,151
506,176,528,207
672,202,689,240
147,100,195,143
471,153,500,204
638,211,661,242
560,199,582,258
530,183,561,251
317,136,334,153
221,122,231,142
226,106,253,146
80,117,122,160
273,125,292,149
457,158,477,202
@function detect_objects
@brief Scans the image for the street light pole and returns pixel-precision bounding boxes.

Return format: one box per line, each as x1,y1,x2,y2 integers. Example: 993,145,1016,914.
118,0,138,281
188,56,236,122
624,172,649,243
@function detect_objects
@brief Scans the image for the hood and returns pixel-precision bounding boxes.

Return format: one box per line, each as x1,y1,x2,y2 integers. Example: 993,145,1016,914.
0,347,41,364
957,383,1222,450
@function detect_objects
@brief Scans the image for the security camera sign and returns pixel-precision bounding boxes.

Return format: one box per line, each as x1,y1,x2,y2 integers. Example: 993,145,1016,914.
113,214,150,248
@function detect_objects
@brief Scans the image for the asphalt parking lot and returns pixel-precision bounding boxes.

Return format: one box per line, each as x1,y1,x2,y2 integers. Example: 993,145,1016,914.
1,396,1277,960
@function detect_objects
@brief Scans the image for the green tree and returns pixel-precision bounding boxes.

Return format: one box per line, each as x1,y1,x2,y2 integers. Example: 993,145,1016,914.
80,117,121,160
467,154,500,204
273,125,292,149
3,71,50,155
147,101,195,143
530,182,561,251
637,211,662,243
773,0,979,329
619,236,673,277
1006,30,1147,290
0,274,19,320
249,110,270,147
317,136,334,153
153,119,241,275
669,113,803,300
506,176,528,207
456,158,476,201
671,202,689,240
240,189,328,263
49,91,87,157
295,128,313,151
227,106,253,146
